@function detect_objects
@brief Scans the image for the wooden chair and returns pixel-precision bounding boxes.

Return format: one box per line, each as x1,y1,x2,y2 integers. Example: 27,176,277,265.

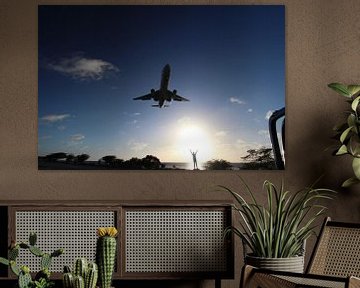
241,217,360,288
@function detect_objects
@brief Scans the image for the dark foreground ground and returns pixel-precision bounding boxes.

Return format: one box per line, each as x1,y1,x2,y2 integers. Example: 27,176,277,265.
38,159,188,170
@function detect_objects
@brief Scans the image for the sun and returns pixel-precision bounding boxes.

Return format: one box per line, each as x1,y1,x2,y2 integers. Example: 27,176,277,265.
175,119,214,167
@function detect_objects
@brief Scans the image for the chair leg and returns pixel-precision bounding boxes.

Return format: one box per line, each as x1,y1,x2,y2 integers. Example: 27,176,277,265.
215,278,221,288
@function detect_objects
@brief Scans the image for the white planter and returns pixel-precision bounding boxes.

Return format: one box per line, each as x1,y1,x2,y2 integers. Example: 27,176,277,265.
245,254,305,273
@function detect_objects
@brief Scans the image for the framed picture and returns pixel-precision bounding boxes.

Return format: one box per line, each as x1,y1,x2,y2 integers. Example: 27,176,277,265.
38,5,285,170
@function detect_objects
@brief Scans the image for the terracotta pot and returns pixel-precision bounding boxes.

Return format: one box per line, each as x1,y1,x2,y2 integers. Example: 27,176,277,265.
245,254,304,273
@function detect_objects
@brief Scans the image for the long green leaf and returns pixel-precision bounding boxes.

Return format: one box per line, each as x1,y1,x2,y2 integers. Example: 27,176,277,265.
352,157,360,179
351,96,360,111
328,83,350,97
237,176,259,206
342,177,360,187
348,114,357,129
340,126,353,143
0,257,9,266
347,85,360,97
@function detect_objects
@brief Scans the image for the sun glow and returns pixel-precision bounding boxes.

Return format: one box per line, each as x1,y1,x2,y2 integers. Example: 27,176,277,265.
175,118,214,168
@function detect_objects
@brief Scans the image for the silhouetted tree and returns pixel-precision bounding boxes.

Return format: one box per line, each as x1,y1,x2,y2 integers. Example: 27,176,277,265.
66,154,75,163
241,147,276,170
97,155,162,169
204,159,232,170
76,154,90,163
100,155,117,165
123,157,143,169
45,152,67,162
142,155,162,169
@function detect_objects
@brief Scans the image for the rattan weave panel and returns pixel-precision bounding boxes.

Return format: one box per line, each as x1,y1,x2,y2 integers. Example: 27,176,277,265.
277,275,345,288
15,211,115,272
248,273,296,288
310,226,360,277
125,210,227,273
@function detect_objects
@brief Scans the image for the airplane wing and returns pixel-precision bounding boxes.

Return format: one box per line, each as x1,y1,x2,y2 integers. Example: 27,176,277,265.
172,94,189,101
133,93,153,101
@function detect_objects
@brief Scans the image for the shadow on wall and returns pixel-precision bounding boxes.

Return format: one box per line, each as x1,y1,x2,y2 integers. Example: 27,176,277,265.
289,106,360,264
288,105,351,190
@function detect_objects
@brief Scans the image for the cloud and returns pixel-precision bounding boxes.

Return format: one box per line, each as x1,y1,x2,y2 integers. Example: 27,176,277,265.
133,112,141,116
229,97,245,105
57,125,66,131
126,118,140,126
70,134,85,142
248,108,253,113
265,110,274,120
215,130,227,137
39,135,52,140
41,114,70,122
48,56,118,80
128,140,148,152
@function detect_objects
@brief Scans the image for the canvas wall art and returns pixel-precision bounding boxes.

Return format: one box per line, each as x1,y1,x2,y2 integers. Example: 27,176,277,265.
38,5,285,170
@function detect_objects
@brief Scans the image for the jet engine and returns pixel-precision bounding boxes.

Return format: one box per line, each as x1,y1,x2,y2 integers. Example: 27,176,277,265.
173,89,177,96
151,89,158,100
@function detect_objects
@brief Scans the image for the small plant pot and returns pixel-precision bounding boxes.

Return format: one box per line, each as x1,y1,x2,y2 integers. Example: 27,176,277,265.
245,254,305,273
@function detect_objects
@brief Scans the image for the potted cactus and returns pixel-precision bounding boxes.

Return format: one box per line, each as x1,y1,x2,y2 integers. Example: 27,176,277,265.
62,258,98,288
96,227,118,288
0,232,63,288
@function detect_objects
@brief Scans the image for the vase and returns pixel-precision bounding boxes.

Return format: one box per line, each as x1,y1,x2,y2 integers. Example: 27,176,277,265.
245,254,304,273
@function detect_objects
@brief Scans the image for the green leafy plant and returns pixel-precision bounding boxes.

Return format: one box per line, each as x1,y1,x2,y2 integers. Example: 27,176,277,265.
0,232,63,288
328,83,360,187
33,278,54,288
221,178,335,258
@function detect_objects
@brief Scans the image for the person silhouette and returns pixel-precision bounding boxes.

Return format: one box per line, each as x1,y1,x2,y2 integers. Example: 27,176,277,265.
190,150,198,170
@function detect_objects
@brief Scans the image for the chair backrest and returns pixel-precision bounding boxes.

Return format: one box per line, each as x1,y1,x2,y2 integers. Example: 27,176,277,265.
268,107,285,170
307,217,360,277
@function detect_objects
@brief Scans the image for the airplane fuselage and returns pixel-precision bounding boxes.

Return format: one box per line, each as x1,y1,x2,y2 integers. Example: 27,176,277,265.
158,64,171,107
133,64,189,108
160,64,170,92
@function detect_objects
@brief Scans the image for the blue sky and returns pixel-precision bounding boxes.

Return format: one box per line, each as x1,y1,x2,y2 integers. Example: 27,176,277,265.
38,5,285,166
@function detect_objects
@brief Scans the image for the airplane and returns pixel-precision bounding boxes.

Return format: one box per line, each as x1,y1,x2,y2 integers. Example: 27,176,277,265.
133,64,189,108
